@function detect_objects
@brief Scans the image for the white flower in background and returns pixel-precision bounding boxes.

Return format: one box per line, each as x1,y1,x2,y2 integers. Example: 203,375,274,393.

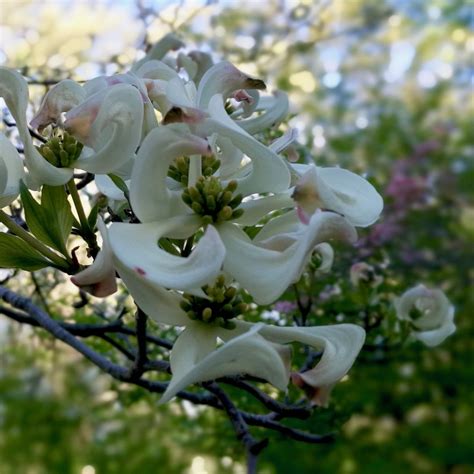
394,284,456,347
0,133,25,208
292,163,383,227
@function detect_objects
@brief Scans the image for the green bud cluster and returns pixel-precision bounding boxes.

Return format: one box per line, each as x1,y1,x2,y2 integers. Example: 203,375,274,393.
168,155,221,185
182,176,244,224
180,275,248,329
37,132,83,168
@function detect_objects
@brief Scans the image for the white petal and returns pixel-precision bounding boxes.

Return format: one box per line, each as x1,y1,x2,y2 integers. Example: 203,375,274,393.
70,84,144,174
70,218,117,297
203,94,290,196
415,307,456,347
160,322,290,403
177,52,198,80
197,61,266,109
0,133,25,208
394,284,456,347
115,259,189,326
188,51,214,84
131,33,184,71
293,164,383,227
269,128,298,154
30,79,85,132
109,218,225,293
237,91,289,134
313,243,334,274
95,174,128,201
234,191,294,226
210,135,243,180
130,124,211,223
165,77,195,109
0,67,73,187
135,60,180,81
254,209,300,242
236,321,366,406
219,211,357,305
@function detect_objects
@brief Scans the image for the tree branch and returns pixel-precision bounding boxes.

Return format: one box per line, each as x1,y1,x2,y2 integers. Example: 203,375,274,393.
0,286,336,447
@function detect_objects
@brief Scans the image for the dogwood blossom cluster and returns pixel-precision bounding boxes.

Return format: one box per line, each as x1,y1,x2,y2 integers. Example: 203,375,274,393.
0,34,454,405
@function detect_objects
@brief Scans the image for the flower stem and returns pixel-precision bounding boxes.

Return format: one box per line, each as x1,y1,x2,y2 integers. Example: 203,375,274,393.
0,210,71,272
67,178,99,256
67,178,89,230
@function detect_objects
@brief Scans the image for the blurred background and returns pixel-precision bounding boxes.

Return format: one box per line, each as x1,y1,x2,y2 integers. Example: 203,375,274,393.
0,1,473,473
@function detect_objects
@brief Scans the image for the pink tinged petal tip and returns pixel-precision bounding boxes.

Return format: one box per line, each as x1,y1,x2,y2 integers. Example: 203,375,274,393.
296,205,310,225
135,267,147,276
291,373,333,407
232,89,254,104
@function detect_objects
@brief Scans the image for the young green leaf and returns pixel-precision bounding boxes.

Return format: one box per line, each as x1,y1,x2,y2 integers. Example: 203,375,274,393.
0,233,52,270
42,184,74,249
19,181,73,256
107,174,130,200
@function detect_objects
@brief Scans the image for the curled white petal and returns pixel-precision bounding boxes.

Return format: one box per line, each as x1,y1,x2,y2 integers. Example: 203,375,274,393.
66,84,144,174
115,260,189,326
131,33,184,72
109,217,225,293
313,243,334,275
130,124,211,223
237,91,289,134
234,191,294,226
293,164,383,227
30,79,85,132
0,133,25,208
394,284,456,347
0,67,72,187
236,321,366,407
197,61,266,109
188,50,214,84
269,128,298,154
219,211,357,305
160,323,290,403
203,94,290,196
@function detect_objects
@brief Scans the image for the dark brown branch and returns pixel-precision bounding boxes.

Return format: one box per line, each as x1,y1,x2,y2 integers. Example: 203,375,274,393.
220,377,311,420
205,382,268,474
243,413,335,444
128,307,148,378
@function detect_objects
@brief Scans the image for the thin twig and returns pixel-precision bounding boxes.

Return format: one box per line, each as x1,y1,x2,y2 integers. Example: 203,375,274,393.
129,307,148,378
205,382,268,474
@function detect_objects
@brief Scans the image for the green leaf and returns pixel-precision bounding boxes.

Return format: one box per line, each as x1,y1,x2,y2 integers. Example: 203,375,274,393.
87,201,100,230
20,182,73,256
107,174,129,200
0,233,52,270
41,185,74,248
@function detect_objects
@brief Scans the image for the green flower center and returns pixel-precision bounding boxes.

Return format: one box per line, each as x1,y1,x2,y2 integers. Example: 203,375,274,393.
168,155,221,186
182,175,244,224
180,275,248,329
37,131,83,168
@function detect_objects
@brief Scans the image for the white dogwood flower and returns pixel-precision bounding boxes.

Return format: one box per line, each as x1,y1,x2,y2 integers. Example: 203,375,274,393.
114,256,365,405
292,163,383,227
394,284,456,347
